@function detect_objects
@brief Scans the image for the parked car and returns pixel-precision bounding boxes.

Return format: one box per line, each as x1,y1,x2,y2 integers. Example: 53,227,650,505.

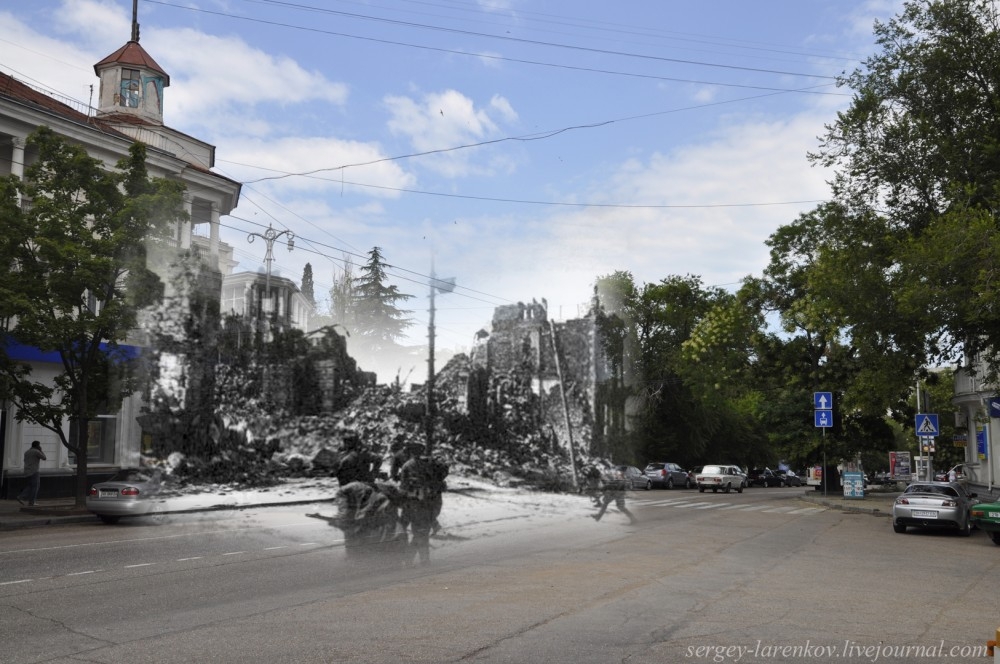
86,468,166,524
970,500,1000,545
613,465,652,491
891,481,978,536
694,465,744,494
934,463,970,486
644,462,691,489
749,468,784,487
777,469,803,487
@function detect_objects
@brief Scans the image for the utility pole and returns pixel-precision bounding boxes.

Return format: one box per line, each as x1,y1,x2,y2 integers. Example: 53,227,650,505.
247,224,294,329
425,261,455,453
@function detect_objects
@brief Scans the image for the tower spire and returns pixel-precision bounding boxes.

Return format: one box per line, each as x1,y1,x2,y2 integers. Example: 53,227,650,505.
131,0,140,42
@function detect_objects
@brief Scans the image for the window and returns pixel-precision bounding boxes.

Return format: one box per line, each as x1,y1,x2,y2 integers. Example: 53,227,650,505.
69,416,116,464
119,69,140,108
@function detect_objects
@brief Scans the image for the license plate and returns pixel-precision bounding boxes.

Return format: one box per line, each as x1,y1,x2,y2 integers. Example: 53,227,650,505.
99,490,117,498
912,510,937,518
989,512,1000,519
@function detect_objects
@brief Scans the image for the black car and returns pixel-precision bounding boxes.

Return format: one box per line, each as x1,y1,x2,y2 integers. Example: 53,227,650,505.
749,468,784,487
776,469,803,487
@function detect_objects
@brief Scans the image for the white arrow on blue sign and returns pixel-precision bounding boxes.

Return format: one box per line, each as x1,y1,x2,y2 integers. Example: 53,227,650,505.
815,411,832,428
814,392,833,410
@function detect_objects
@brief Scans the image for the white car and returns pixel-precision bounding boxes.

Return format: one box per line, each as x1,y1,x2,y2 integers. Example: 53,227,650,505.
695,465,744,494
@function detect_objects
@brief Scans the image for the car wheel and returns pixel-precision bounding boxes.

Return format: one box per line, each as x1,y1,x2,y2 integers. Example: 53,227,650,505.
892,522,906,534
989,532,1000,546
98,514,121,525
960,518,972,537
666,477,674,490
698,486,705,493
724,483,731,494
780,480,786,488
645,479,652,491
737,484,743,493
712,487,718,493
686,479,693,489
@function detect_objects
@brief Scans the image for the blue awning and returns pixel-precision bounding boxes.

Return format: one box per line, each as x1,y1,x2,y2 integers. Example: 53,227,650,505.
1,336,142,364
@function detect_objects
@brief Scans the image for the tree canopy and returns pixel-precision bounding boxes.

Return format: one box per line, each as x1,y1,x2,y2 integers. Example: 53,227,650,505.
0,127,185,504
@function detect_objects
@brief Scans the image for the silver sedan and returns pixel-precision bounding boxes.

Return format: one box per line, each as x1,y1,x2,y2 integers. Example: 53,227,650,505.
86,468,165,524
891,481,978,536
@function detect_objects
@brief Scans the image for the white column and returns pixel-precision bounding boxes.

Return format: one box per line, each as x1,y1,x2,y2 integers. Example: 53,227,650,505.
180,198,193,249
209,202,220,259
11,136,24,205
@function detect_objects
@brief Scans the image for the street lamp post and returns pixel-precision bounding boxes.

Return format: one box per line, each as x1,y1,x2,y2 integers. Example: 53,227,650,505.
425,264,455,453
247,224,294,325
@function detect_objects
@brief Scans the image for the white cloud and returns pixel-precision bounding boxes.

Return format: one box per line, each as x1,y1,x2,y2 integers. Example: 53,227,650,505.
384,89,517,177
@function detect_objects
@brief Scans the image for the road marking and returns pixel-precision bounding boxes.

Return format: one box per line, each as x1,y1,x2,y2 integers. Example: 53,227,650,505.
0,579,32,586
643,499,692,506
788,507,826,515
695,503,729,509
298,542,318,546
733,505,769,512
67,570,99,576
676,502,713,509
125,563,154,568
222,551,245,556
762,507,796,513
264,546,288,551
177,556,202,561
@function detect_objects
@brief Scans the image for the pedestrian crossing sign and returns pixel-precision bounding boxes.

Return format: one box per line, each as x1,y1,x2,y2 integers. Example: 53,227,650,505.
915,413,939,437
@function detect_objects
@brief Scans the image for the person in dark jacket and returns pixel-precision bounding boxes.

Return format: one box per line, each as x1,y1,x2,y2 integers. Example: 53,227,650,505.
17,441,46,506
398,445,449,565
334,432,381,487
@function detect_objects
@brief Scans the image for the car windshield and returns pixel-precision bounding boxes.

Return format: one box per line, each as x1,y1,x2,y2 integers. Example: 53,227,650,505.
108,469,157,483
701,465,723,474
906,484,957,497
644,464,661,471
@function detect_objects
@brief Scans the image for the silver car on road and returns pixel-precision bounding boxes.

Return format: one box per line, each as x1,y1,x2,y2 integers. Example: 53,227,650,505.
891,481,979,536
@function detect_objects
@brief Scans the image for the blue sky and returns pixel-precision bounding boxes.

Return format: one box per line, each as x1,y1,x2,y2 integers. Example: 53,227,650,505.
0,0,900,356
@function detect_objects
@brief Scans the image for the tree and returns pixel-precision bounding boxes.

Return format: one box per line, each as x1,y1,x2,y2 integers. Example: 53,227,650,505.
812,0,1000,375
329,254,356,334
0,127,185,505
301,262,315,305
351,247,413,351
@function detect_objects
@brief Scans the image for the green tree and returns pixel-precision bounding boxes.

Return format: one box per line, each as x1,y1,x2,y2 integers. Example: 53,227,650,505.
813,0,1000,375
351,247,413,351
0,127,185,505
329,254,356,334
301,262,315,305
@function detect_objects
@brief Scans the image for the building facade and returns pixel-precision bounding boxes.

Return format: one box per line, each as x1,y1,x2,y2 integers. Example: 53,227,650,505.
0,25,241,497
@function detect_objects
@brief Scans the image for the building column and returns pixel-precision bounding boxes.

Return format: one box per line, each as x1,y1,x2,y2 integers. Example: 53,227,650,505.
180,198,193,249
209,202,220,258
11,136,25,205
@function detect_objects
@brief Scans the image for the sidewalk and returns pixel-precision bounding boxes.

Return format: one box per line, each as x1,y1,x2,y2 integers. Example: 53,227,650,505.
799,487,900,516
0,478,342,531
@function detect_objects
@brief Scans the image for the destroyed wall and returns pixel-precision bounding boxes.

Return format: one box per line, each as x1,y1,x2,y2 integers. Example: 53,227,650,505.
466,300,623,459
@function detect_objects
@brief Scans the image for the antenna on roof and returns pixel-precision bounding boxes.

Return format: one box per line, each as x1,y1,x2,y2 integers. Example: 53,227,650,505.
131,0,140,42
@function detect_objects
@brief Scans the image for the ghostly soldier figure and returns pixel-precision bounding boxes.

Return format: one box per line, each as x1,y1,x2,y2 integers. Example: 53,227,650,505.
592,464,636,524
329,481,401,559
399,444,449,565
334,432,380,487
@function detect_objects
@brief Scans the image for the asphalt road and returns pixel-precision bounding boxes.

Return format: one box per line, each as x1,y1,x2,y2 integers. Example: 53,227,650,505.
1,486,998,663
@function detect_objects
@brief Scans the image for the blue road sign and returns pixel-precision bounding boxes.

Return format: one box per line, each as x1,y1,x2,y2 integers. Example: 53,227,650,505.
814,392,833,411
915,413,939,437
815,410,833,428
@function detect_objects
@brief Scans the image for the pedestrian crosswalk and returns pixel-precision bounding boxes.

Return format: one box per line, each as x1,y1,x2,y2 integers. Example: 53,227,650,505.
636,497,825,515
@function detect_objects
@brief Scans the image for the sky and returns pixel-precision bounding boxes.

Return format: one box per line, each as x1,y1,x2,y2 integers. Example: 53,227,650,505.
0,0,902,359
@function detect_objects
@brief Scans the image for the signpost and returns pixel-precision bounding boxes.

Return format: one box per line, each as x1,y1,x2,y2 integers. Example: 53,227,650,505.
915,413,938,481
814,392,832,495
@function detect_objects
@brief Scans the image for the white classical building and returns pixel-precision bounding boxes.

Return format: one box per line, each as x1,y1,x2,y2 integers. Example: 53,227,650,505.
0,19,241,497
953,359,999,492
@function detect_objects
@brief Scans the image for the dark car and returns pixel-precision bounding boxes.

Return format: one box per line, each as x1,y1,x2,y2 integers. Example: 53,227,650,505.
611,465,652,491
749,468,784,487
644,462,691,489
776,469,803,487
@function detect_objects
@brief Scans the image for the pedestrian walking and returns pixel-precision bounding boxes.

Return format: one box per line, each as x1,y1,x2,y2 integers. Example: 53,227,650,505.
17,441,46,506
592,465,636,524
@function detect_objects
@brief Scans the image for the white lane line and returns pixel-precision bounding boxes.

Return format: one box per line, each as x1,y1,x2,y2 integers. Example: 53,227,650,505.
694,503,728,509
0,579,32,586
264,546,289,551
125,563,154,568
676,502,713,509
298,542,318,546
222,551,245,556
763,507,796,513
177,556,202,561
67,570,100,576
788,507,826,514
643,499,692,506
735,505,769,512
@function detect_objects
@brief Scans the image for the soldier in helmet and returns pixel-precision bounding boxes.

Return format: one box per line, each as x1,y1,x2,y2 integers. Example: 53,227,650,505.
334,431,381,487
398,443,449,565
